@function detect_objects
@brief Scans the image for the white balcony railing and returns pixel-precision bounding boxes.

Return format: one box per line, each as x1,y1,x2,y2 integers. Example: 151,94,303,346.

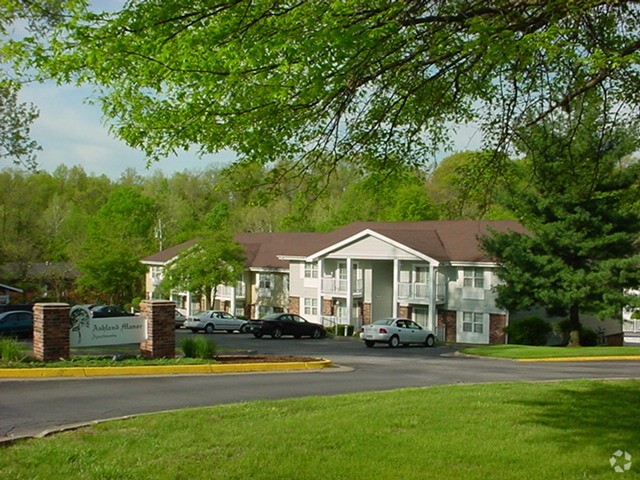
623,319,640,333
217,282,247,299
397,282,446,303
321,278,363,296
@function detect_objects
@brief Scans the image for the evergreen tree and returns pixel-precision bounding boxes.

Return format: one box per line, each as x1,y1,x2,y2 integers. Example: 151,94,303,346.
482,99,640,346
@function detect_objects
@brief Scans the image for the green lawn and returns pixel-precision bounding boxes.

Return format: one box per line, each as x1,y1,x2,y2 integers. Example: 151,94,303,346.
461,344,640,359
1,379,639,479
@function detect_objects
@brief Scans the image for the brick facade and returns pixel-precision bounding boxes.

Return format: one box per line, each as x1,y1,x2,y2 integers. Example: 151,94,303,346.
288,296,300,315
33,303,71,362
363,303,371,324
437,310,457,343
322,298,333,316
489,314,507,344
140,300,176,359
398,306,411,319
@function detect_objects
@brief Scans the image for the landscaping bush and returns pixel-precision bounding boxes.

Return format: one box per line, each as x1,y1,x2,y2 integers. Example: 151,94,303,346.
326,325,356,336
180,336,217,359
556,320,600,346
504,317,552,346
579,327,599,347
337,324,355,336
0,337,26,363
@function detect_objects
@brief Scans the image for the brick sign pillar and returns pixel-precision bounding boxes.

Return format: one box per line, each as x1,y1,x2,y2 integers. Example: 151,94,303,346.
33,303,71,362
140,300,176,359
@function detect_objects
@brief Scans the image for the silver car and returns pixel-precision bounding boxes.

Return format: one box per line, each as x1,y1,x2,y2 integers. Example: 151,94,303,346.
184,310,248,334
360,318,435,348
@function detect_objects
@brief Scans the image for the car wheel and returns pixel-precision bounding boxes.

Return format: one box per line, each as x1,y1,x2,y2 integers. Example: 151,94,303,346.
240,324,248,333
254,332,263,339
204,324,215,334
425,335,435,347
311,328,323,339
388,335,400,348
364,340,375,348
271,328,283,339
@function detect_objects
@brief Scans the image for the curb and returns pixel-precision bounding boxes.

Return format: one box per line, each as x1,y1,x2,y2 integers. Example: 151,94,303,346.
454,351,640,362
516,356,640,362
0,358,334,378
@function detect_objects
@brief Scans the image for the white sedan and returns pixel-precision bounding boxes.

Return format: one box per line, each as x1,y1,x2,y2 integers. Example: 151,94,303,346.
360,318,435,348
184,310,248,334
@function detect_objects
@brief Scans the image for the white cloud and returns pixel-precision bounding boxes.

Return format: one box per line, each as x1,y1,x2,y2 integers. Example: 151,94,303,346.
16,81,230,178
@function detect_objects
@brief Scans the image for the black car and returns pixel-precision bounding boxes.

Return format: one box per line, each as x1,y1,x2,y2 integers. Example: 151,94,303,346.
90,305,134,318
0,310,34,337
248,313,326,339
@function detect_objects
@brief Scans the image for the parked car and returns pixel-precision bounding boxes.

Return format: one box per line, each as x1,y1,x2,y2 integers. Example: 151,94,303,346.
248,313,326,339
184,310,248,334
360,318,435,348
175,310,187,329
0,310,34,337
90,305,134,318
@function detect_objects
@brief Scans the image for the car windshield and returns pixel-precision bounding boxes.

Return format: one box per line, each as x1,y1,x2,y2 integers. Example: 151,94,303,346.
261,313,281,320
372,319,395,326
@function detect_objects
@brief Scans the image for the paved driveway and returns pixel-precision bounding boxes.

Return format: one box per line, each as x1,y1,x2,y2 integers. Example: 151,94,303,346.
1,331,638,442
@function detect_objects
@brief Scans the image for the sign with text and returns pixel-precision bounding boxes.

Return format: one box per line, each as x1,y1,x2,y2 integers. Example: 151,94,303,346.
69,305,147,347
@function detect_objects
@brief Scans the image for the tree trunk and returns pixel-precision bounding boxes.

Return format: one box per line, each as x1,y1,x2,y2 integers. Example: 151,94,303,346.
567,304,581,347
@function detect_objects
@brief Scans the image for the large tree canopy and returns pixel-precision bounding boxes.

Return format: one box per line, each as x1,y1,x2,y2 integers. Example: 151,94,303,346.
18,0,640,174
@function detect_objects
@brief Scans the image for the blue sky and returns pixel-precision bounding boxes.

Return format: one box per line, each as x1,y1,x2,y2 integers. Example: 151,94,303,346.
15,79,483,179
16,80,235,178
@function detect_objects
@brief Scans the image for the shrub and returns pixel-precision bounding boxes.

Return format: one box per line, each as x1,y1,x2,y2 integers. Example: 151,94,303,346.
556,320,600,346
337,325,355,336
504,317,552,346
579,328,599,347
0,337,26,363
180,336,217,359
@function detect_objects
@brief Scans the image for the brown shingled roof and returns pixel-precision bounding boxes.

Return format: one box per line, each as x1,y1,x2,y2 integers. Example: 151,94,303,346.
298,220,527,263
141,220,527,268
141,232,322,270
140,239,199,264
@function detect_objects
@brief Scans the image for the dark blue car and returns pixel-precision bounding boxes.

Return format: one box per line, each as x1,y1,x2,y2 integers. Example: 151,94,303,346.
0,310,34,337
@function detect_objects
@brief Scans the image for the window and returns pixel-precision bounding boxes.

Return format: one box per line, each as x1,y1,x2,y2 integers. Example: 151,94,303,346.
259,274,274,289
304,263,318,278
462,312,484,334
463,268,484,288
414,265,428,284
304,298,318,316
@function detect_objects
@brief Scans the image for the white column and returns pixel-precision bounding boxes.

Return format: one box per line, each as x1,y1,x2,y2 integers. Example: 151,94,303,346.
317,259,324,326
230,284,237,316
186,291,193,316
392,258,399,317
346,257,353,326
429,264,437,333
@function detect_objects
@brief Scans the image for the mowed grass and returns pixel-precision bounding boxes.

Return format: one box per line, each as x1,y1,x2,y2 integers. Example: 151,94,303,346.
2,380,639,480
462,344,640,359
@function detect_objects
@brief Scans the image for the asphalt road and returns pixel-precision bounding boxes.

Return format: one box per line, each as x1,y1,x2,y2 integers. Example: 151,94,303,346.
1,331,639,442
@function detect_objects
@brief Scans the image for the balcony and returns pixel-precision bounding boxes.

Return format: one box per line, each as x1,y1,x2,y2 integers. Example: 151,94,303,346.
321,277,363,296
397,282,446,303
217,282,247,299
623,319,640,333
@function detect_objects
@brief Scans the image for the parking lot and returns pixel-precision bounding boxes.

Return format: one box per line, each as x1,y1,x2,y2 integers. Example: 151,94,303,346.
176,328,454,367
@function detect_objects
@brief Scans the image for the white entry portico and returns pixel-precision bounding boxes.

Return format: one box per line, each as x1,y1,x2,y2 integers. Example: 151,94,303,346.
287,229,447,334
